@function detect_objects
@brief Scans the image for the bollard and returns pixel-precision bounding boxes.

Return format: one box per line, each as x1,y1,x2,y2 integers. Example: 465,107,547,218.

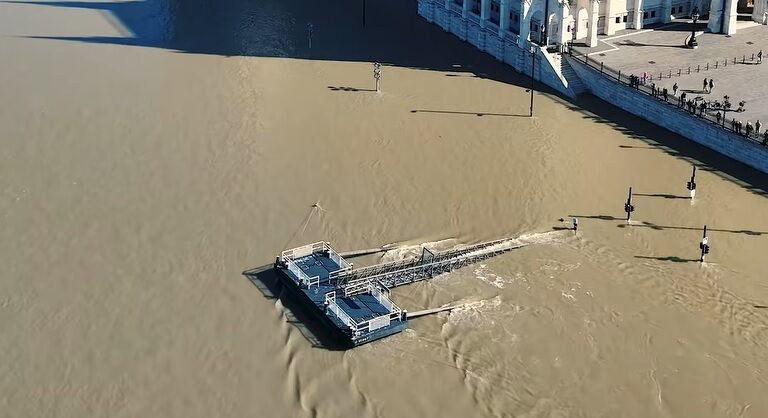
706,63,709,71
697,64,700,72
699,225,710,262
624,187,635,223
678,69,682,76
733,57,737,64
618,70,621,81
752,53,755,61
601,62,604,73
688,67,691,74
669,70,672,78
650,74,653,82
715,61,718,69
742,55,746,64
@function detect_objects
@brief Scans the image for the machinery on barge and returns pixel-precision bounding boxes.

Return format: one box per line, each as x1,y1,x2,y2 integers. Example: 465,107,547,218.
265,236,527,347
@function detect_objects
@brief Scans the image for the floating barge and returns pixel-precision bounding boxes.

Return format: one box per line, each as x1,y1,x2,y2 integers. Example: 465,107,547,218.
272,237,527,347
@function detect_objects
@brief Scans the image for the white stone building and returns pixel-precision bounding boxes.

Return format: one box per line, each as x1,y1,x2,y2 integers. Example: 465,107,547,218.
419,0,753,53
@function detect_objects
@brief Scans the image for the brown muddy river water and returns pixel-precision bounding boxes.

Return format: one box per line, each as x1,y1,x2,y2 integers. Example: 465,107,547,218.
1,0,767,417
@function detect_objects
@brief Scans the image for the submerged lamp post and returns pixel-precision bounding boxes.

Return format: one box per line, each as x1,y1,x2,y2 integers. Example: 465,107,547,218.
373,62,381,92
624,187,635,222
529,44,536,117
688,7,700,49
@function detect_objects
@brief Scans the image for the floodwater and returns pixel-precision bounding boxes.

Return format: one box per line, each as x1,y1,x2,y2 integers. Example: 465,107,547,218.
2,0,768,417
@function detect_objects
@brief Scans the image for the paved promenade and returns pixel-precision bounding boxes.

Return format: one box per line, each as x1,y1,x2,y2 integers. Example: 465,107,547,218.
574,22,768,129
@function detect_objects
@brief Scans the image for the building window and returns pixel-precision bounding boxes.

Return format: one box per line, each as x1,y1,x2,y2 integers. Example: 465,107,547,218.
644,11,648,19
651,11,656,17
678,6,683,13
622,15,628,22
615,16,621,23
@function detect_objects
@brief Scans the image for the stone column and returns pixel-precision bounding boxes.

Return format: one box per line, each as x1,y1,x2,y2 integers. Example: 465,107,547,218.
556,3,569,46
445,0,451,10
708,0,723,32
463,0,469,18
587,0,599,47
633,0,643,29
500,0,510,35
518,0,531,48
661,0,672,23
480,0,490,27
604,0,616,35
722,0,738,34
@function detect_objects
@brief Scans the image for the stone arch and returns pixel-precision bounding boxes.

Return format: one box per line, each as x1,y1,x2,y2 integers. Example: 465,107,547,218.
528,9,544,44
547,12,559,45
576,7,589,39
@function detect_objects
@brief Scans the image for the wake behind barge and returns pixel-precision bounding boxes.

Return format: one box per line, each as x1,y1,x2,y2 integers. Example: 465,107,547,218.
273,237,526,347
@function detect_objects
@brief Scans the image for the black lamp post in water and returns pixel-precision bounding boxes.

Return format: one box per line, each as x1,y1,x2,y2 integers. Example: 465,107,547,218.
529,44,536,117
687,7,700,49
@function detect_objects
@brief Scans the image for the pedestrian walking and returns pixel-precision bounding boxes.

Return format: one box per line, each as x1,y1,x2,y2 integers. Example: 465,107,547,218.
572,217,578,232
709,79,714,93
703,78,709,93
642,71,648,85
673,82,678,96
758,49,763,64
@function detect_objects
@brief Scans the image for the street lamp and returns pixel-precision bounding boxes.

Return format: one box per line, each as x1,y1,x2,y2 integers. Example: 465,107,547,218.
529,44,536,117
687,7,700,49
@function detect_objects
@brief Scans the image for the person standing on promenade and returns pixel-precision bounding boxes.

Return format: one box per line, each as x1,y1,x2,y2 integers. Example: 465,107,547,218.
756,120,762,135
716,112,722,125
673,82,678,96
642,71,648,85
709,79,714,94
703,78,708,93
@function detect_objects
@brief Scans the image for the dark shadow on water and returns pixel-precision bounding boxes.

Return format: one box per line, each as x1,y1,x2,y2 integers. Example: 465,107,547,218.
242,264,350,351
569,214,624,221
567,95,768,198
411,109,528,117
635,255,699,263
634,193,690,200
11,0,768,197
615,221,766,235
619,144,660,149
328,85,376,92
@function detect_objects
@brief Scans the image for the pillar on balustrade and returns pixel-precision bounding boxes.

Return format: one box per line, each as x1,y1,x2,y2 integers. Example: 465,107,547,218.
587,0,598,47
518,0,531,48
633,0,643,29
445,0,451,9
661,0,672,23
480,0,491,27
463,0,469,18
604,0,616,35
499,0,510,35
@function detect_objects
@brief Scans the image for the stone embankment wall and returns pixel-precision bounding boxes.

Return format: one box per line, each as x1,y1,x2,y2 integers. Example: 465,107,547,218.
417,0,575,98
567,56,768,174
